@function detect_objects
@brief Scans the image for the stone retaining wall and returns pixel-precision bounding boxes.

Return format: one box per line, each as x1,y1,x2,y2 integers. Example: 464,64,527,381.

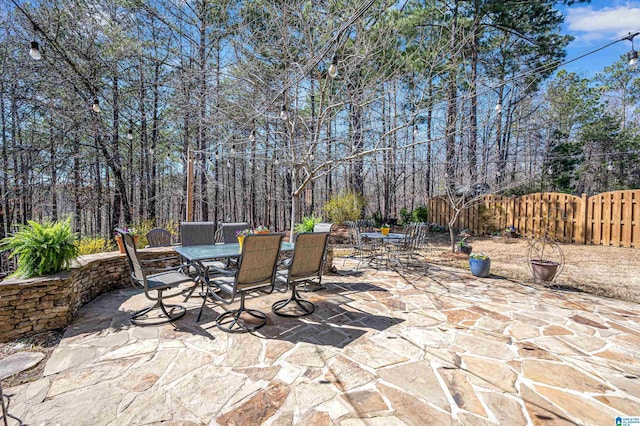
0,248,176,343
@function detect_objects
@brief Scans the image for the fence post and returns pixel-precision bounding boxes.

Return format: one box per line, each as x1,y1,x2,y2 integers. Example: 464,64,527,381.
579,193,588,245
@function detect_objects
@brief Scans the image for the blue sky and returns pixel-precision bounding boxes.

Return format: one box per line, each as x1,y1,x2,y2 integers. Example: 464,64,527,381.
558,0,640,77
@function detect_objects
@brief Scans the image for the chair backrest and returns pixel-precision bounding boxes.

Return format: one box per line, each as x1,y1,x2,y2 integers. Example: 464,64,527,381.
345,221,361,245
146,227,172,247
181,222,216,246
288,232,329,280
221,222,250,243
313,222,334,233
117,230,144,286
403,223,423,250
235,234,283,290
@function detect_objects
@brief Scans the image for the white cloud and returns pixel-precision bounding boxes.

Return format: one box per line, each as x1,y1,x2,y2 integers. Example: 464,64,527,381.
566,3,640,42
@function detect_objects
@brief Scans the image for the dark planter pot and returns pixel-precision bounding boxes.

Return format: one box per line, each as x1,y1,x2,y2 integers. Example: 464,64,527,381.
457,245,472,255
530,260,560,281
469,257,491,278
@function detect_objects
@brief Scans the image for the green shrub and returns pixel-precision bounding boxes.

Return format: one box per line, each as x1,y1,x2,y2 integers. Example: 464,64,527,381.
411,206,429,223
399,207,412,225
77,237,114,255
294,215,322,234
323,192,364,224
1,218,79,278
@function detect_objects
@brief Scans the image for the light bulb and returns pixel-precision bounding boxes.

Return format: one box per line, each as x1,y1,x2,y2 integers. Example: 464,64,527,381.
413,126,418,136
274,158,279,165
629,50,638,67
280,104,288,121
29,41,41,60
607,161,614,171
494,102,502,114
328,54,338,78
249,130,256,142
92,99,101,113
548,167,553,175
127,129,133,140
227,160,231,168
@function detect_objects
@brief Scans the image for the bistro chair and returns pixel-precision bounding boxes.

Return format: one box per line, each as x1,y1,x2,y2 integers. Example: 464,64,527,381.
344,220,380,270
313,222,334,233
272,232,329,317
118,229,193,325
387,222,426,267
146,227,172,247
199,233,283,332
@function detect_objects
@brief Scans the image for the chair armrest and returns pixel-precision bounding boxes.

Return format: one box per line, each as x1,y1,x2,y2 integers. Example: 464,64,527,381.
206,265,236,276
140,255,182,263
141,263,194,273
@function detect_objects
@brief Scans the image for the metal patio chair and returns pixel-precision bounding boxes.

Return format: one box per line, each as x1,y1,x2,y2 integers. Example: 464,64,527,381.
272,232,329,317
118,229,193,325
146,227,172,247
180,221,225,299
220,222,251,243
199,233,283,332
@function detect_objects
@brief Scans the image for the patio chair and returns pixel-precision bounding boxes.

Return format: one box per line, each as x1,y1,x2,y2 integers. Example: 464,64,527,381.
221,222,250,243
146,227,172,247
272,232,329,317
181,221,216,246
118,229,193,325
180,221,225,299
344,220,380,270
199,233,283,332
313,222,334,233
387,222,426,267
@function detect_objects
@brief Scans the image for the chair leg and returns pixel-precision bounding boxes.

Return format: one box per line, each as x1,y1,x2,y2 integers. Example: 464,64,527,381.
131,291,186,326
272,285,315,317
216,294,267,333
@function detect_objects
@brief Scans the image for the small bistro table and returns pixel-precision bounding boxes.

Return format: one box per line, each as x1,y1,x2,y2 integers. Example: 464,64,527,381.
360,232,406,268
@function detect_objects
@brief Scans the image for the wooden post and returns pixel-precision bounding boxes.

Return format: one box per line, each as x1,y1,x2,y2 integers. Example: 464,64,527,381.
579,193,588,245
186,148,194,222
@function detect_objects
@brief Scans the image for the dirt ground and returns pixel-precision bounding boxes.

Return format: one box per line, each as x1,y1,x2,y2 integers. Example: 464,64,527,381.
418,232,640,304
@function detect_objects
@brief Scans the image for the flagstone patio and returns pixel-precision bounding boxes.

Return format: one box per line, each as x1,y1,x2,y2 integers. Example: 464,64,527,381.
3,260,640,425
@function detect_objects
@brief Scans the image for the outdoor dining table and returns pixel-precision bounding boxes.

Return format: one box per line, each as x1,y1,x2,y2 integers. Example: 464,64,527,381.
174,241,295,294
360,232,406,268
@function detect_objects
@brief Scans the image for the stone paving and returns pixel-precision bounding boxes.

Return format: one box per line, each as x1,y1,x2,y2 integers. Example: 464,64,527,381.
4,260,640,425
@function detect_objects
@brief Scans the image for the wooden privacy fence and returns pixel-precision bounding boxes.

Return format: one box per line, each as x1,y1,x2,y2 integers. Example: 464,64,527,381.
428,190,639,248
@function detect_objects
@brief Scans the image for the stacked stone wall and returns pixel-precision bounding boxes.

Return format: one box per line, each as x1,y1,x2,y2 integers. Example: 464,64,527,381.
0,248,176,342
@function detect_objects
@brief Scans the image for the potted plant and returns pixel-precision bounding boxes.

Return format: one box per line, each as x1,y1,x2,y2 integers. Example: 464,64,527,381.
254,225,269,234
1,218,78,278
115,227,139,253
456,237,472,255
469,253,490,278
380,223,390,236
527,210,564,282
236,229,253,250
504,226,517,238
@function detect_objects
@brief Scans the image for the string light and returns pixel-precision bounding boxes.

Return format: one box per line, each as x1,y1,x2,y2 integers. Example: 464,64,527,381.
280,104,288,121
328,54,338,78
91,98,101,113
494,102,502,114
29,40,41,60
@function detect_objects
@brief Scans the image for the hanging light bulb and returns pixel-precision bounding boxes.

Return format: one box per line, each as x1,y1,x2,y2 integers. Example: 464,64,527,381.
496,171,501,177
628,49,638,67
274,158,279,165
328,54,338,78
248,159,253,166
248,129,256,142
607,161,614,171
29,41,42,60
413,125,418,136
92,98,101,113
280,104,288,121
127,129,133,140
494,102,502,114
231,145,236,154
215,153,220,160
548,167,553,175
227,160,231,168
